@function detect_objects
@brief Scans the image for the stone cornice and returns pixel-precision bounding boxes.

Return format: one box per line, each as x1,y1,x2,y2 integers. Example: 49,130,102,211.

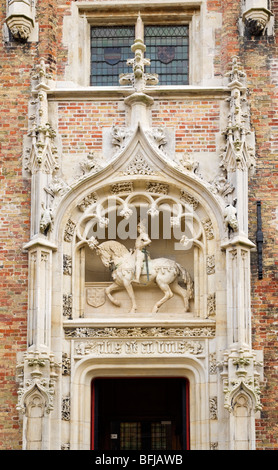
46,85,230,102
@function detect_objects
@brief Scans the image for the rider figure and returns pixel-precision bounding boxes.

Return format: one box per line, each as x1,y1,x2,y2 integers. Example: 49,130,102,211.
133,221,151,283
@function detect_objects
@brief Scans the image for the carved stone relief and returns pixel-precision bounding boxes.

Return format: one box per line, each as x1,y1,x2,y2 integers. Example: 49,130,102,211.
121,154,157,176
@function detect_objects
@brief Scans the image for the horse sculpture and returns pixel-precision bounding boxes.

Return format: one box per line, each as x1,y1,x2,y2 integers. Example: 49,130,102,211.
87,236,194,314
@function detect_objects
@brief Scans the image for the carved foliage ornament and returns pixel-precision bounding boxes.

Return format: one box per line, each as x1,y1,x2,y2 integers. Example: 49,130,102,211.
65,326,215,339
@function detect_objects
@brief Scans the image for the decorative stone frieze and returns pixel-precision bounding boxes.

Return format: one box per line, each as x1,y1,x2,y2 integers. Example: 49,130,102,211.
63,255,72,276
64,219,76,243
62,353,71,376
77,192,98,212
209,396,218,420
202,218,214,240
180,190,199,210
62,396,70,421
146,182,169,195
64,325,216,339
110,182,133,194
63,294,73,319
206,255,215,275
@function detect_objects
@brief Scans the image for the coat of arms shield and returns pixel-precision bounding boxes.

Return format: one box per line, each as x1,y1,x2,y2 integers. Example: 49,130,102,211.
86,287,106,308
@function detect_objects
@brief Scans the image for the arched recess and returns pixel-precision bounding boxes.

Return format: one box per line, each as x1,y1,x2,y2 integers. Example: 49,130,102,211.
54,171,225,322
70,356,209,451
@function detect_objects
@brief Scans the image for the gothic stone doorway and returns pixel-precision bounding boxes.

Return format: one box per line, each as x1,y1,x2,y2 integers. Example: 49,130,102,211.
91,378,190,450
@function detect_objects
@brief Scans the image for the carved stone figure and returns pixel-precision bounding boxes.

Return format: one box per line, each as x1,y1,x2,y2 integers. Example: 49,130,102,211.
224,199,239,235
133,221,152,283
87,234,193,314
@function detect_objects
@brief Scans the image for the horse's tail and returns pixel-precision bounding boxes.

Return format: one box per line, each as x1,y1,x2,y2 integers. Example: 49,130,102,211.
177,264,194,299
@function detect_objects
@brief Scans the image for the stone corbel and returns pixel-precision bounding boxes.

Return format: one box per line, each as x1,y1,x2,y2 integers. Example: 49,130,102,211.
5,0,37,41
240,0,274,36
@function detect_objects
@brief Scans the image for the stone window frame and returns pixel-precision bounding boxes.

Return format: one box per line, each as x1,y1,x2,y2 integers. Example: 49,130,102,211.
64,1,206,89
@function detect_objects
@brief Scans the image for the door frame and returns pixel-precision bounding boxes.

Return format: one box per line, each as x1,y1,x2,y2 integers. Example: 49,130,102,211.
91,376,190,450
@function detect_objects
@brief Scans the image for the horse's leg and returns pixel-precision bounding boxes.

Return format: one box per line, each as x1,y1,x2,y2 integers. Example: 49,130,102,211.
170,280,190,312
152,278,173,313
123,280,137,314
106,282,121,307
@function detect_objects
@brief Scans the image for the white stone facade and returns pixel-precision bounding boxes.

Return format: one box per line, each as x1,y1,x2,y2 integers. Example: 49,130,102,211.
16,1,266,450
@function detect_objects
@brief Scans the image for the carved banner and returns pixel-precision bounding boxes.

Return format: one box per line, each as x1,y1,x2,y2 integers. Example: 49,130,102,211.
74,339,204,358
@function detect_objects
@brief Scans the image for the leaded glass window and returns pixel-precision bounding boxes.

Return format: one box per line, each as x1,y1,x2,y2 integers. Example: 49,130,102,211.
90,26,135,86
90,24,189,86
144,25,189,85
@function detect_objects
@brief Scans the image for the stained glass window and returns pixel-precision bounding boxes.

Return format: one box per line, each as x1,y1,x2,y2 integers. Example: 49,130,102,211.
144,25,189,85
90,24,189,86
90,26,135,86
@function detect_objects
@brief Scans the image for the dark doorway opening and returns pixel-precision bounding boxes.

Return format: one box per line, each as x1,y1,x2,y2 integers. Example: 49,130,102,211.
91,377,190,450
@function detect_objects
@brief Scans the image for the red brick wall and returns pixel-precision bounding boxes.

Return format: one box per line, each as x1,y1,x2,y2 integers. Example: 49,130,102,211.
0,0,59,450
242,20,278,451
152,100,220,153
58,101,126,154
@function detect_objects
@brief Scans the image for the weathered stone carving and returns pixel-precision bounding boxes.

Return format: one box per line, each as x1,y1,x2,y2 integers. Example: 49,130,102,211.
175,152,200,174
63,255,72,276
73,339,204,357
86,287,106,308
210,396,218,420
180,190,199,210
64,219,76,243
146,182,169,195
16,350,60,416
224,201,239,234
63,294,72,319
87,223,193,314
111,125,132,151
61,396,70,421
146,127,167,150
24,60,59,176
65,326,215,339
119,13,159,94
79,152,105,177
221,57,255,173
77,192,98,212
62,353,71,376
110,182,133,194
202,218,215,240
219,348,263,413
6,0,35,40
207,293,216,317
207,255,215,275
241,0,273,36
122,154,157,176
39,203,53,235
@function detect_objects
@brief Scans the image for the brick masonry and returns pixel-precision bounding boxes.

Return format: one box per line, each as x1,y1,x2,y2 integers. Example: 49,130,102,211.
0,0,277,449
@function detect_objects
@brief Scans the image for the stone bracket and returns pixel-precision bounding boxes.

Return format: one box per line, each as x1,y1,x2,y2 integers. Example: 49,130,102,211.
5,0,38,41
